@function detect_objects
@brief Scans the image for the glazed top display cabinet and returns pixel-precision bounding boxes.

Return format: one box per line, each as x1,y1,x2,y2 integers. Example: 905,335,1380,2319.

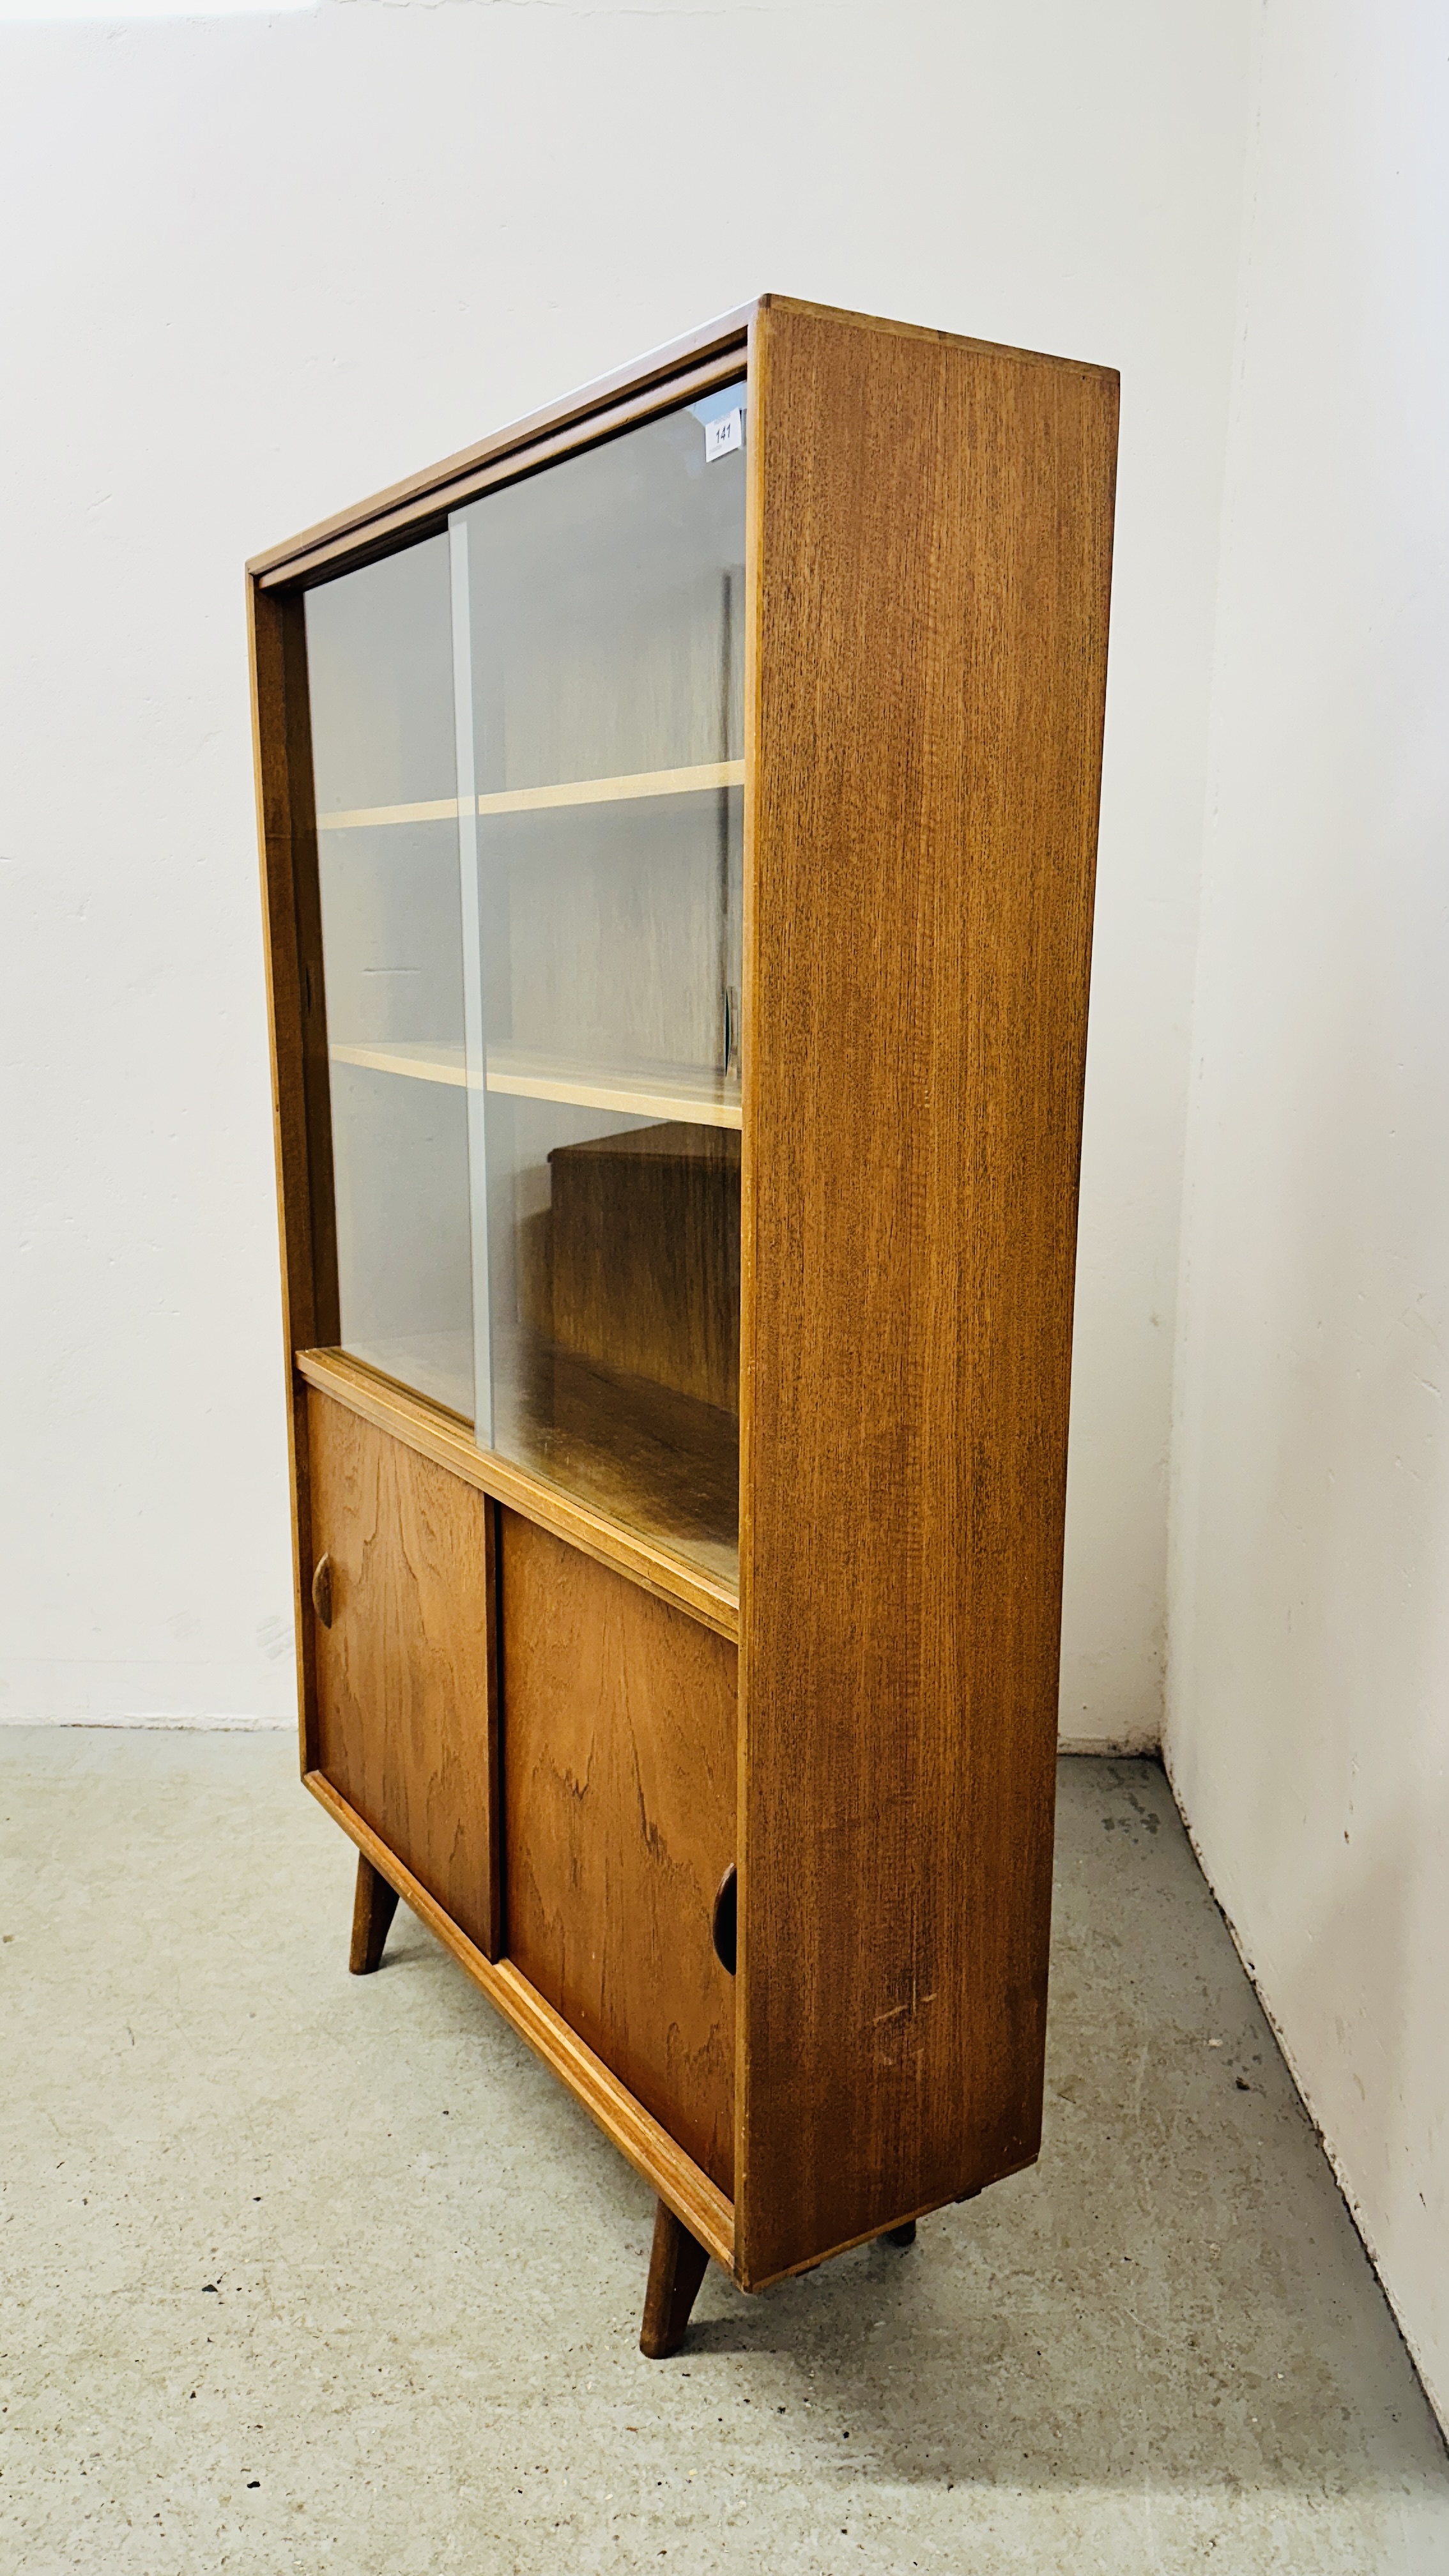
249,295,1117,2352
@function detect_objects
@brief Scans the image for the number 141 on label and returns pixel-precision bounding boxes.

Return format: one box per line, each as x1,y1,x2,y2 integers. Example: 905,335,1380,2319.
703,409,744,464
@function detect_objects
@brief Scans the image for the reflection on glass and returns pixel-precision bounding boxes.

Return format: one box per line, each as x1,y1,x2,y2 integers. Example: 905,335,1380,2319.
305,537,473,1418
455,384,746,1582
301,384,747,1580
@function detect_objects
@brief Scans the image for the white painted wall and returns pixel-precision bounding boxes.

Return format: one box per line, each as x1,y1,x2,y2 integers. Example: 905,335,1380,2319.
1167,0,1449,2425
0,0,1252,1728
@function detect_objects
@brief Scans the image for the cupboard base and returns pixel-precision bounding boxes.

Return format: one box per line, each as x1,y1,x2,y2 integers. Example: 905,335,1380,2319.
313,1773,999,2327
307,1768,736,2265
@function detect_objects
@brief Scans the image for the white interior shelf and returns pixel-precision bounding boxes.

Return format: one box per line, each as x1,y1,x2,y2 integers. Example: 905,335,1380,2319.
329,1038,742,1131
316,760,744,834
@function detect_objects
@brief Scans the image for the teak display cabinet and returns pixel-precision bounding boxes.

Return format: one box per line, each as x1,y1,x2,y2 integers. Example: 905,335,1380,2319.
249,295,1118,2354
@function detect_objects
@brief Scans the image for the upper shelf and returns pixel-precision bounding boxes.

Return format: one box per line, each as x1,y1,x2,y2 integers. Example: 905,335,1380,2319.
329,1038,742,1131
316,760,744,834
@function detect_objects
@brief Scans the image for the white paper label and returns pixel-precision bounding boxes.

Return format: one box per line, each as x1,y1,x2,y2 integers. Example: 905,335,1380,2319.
703,408,744,464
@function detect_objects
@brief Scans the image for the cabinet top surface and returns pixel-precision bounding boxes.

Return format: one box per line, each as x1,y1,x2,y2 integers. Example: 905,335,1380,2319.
247,295,1117,593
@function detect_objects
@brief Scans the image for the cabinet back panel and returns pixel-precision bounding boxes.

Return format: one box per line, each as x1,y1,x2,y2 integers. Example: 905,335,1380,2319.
307,1389,500,1958
499,1511,737,2194
737,300,1118,2281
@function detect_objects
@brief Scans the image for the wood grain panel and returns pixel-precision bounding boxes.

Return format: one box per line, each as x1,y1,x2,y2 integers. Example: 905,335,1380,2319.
736,298,1118,2283
500,1512,738,2193
309,1388,500,1958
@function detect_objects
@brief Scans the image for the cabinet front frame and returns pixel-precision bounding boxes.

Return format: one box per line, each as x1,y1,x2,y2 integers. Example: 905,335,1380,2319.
249,314,761,2278
249,318,758,1751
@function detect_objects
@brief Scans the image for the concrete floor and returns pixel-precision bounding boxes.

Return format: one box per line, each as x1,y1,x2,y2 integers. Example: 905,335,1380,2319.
1,1735,1445,2575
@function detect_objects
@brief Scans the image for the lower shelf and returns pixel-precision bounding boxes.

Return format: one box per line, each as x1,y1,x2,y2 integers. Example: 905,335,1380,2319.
296,1345,737,1641
491,1328,739,1590
321,1331,739,1591
305,1768,735,2269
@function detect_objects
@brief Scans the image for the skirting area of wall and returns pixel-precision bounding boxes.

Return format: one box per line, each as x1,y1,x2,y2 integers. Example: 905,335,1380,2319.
1163,1740,1446,2437
3,1716,1163,1753
1056,1727,1162,1758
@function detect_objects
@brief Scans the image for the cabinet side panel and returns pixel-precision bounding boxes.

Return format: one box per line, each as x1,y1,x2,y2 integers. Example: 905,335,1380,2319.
308,1388,501,1958
250,578,337,1772
737,303,1117,2281
500,1513,737,2195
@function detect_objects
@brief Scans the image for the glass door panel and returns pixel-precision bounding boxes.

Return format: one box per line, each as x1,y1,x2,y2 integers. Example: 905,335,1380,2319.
304,537,474,1418
454,382,746,1582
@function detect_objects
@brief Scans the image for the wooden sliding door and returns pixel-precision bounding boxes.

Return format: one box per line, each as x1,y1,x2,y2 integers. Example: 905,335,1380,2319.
307,1387,501,1960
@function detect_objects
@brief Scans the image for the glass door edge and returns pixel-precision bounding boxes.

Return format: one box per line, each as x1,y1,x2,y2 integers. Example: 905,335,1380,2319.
450,512,494,1446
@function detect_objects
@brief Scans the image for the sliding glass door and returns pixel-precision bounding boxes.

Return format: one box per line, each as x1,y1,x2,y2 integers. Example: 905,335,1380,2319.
302,381,747,1581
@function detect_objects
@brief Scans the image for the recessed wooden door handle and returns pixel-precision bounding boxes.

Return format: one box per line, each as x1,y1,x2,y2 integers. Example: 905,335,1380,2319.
712,1863,737,1976
311,1552,334,1629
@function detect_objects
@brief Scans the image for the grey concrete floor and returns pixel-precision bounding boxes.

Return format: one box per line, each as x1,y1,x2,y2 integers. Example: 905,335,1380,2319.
1,1733,1445,2575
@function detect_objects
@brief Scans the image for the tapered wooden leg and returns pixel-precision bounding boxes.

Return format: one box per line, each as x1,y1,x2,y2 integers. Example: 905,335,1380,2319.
640,2201,710,2359
883,2220,917,2246
349,1854,400,1975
